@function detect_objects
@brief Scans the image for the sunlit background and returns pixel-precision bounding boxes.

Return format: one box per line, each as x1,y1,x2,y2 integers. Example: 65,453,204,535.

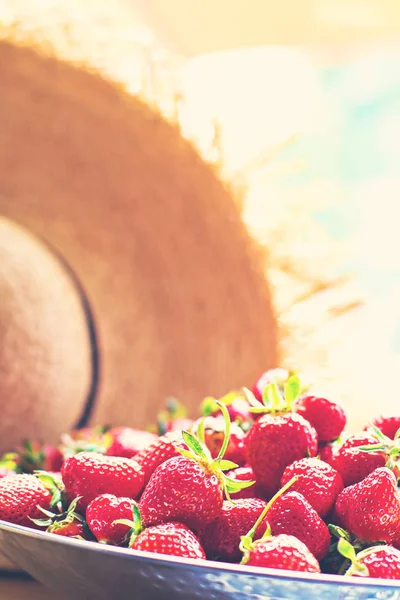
2,0,400,424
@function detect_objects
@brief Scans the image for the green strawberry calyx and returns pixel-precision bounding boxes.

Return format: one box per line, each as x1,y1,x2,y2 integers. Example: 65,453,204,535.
337,538,371,577
34,471,65,512
60,426,113,460
177,401,255,500
239,475,298,563
156,397,188,436
31,496,89,539
358,425,400,478
0,452,20,473
242,371,304,416
113,501,143,547
201,390,244,417
326,524,382,575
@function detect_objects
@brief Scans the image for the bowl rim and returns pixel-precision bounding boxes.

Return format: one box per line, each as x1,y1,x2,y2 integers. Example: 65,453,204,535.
1,519,400,590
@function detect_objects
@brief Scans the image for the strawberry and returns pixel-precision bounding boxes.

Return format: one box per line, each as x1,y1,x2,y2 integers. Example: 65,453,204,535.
294,395,346,443
318,440,340,465
139,454,223,530
53,520,87,538
266,490,331,561
86,494,137,544
61,452,144,511
280,457,344,518
338,538,400,579
331,433,387,487
154,397,193,436
201,391,253,425
241,534,321,573
114,501,206,559
0,474,56,527
132,522,206,559
199,498,269,562
333,467,400,544
368,416,400,440
244,373,318,498
105,427,157,459
32,496,90,540
251,368,292,402
11,441,64,474
191,416,246,466
239,476,320,572
139,404,253,531
245,412,318,498
134,431,187,486
59,426,112,459
225,466,264,500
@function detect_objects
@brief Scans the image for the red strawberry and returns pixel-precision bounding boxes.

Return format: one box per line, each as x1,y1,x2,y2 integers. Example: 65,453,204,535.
139,409,253,531
294,395,346,442
0,474,53,527
338,538,400,579
368,416,400,440
225,466,264,500
112,501,206,560
52,520,86,538
61,452,144,511
245,412,318,498
201,392,253,424
14,441,64,473
266,490,330,561
199,498,269,562
139,455,224,530
334,467,400,544
132,522,206,559
318,440,340,465
241,534,320,573
155,398,193,436
105,427,157,459
86,494,137,544
32,496,90,539
191,416,246,466
331,433,386,487
134,431,187,486
59,427,112,459
280,457,344,518
252,368,291,402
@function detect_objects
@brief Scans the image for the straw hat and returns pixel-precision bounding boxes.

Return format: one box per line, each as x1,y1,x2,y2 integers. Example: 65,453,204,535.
0,39,278,451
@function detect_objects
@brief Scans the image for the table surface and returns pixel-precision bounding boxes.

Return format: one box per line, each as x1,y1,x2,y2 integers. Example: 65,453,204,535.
0,574,53,600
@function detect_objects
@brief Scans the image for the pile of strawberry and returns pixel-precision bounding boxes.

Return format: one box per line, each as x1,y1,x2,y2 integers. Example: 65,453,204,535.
1,368,400,580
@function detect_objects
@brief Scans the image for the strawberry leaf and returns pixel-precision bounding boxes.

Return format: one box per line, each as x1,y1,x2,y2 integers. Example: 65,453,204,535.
216,459,239,471
223,475,255,493
284,373,301,406
248,406,269,414
30,516,54,527
328,524,352,542
196,417,206,445
201,396,217,417
181,431,209,460
242,388,264,409
175,447,198,460
337,538,357,562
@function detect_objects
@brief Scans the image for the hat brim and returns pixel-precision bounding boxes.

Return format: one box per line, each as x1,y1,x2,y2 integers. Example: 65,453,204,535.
0,40,278,430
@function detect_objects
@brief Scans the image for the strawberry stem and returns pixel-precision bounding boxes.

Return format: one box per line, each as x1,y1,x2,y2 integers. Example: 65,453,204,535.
214,401,231,461
239,475,298,556
338,538,370,577
196,417,206,445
